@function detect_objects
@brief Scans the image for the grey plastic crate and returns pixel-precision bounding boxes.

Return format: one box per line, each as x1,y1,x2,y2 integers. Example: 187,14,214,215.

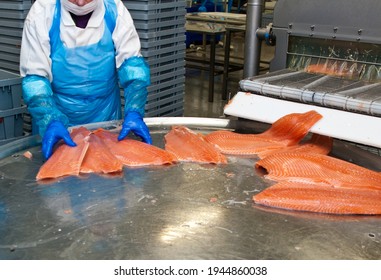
125,0,185,11
145,102,184,117
147,87,184,103
129,9,185,21
0,26,23,37
150,60,185,76
141,43,184,58
0,105,27,141
148,76,185,92
136,20,185,35
0,43,21,55
138,26,185,40
140,34,185,49
122,0,186,118
140,30,185,42
151,68,185,83
0,35,21,46
0,60,19,74
146,51,185,66
0,69,22,110
124,0,184,3
134,17,185,31
0,17,24,29
0,10,28,21
146,95,184,113
0,52,20,63
0,1,32,11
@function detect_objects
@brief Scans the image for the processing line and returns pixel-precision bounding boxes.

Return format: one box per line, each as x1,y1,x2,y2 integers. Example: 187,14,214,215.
1,0,381,260
226,0,381,151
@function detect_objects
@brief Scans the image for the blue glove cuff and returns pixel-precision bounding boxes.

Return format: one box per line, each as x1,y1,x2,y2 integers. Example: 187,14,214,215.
22,75,69,136
118,56,150,117
118,56,150,89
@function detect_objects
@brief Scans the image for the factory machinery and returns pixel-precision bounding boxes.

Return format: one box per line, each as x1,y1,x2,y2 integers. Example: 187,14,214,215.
1,0,381,260
226,0,381,152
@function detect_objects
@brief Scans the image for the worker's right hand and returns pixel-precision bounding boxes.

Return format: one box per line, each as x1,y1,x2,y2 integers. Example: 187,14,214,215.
42,120,76,159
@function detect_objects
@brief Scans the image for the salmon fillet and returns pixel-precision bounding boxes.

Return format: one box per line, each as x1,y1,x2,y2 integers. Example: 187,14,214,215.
37,127,176,180
256,152,381,190
205,111,323,156
164,126,227,164
94,129,176,166
257,133,333,159
305,63,361,79
80,133,123,174
204,131,286,156
306,63,338,76
253,181,381,215
36,127,91,180
257,110,323,146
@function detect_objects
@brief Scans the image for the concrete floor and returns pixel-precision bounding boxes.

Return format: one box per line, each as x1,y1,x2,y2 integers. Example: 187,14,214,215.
183,34,275,118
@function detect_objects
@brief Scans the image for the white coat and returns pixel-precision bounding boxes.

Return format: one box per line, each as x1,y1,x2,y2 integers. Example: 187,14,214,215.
20,0,142,82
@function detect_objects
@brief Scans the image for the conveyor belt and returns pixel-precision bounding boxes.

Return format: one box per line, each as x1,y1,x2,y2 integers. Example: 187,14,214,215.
1,117,381,259
239,69,381,116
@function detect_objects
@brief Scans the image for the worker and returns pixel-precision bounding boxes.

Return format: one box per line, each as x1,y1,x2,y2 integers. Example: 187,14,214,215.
20,0,152,159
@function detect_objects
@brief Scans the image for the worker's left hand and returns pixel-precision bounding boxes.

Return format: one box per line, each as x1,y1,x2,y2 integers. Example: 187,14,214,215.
118,111,152,144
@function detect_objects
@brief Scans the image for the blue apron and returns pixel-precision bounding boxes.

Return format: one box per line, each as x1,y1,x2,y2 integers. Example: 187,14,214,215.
49,0,121,126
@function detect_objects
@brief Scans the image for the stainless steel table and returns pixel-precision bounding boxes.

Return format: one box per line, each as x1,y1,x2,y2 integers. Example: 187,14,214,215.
1,118,381,260
185,21,226,102
185,13,246,102
222,24,246,100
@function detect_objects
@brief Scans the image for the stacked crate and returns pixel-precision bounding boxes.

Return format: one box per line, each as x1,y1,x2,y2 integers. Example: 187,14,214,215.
0,0,32,74
0,1,32,135
0,69,27,145
122,0,186,117
0,0,186,138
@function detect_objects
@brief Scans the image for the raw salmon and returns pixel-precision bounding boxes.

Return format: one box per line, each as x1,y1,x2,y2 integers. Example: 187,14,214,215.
305,62,361,79
164,126,227,164
253,181,381,215
94,128,176,166
80,133,123,174
306,63,338,76
205,131,286,156
257,110,323,145
257,133,333,159
256,152,381,190
36,127,91,180
205,111,322,156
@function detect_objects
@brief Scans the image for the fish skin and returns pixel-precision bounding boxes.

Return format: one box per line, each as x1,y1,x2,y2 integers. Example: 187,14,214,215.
205,110,323,156
164,126,227,164
253,181,381,215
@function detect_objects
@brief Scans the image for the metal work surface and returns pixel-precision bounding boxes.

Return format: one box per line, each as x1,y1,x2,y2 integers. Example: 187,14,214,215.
1,118,381,260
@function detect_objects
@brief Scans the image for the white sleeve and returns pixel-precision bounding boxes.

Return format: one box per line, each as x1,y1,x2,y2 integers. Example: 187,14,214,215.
113,0,142,69
20,0,55,81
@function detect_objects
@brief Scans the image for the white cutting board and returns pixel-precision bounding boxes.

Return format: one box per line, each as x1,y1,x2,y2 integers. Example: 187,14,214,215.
224,91,381,149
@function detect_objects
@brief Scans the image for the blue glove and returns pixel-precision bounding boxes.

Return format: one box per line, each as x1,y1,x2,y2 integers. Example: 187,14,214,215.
118,112,152,144
42,121,76,159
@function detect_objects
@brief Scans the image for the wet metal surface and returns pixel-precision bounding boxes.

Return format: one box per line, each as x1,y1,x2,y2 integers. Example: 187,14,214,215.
1,118,381,260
